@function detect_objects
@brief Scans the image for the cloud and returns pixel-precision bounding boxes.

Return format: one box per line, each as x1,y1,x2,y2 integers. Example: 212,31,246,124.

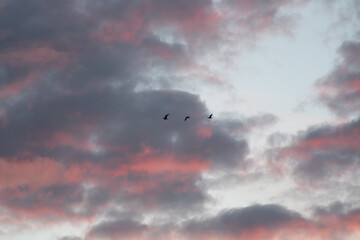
317,41,360,116
0,0,316,239
313,201,356,217
271,38,360,183
182,203,360,240
58,237,82,240
0,183,83,217
214,113,278,138
87,218,148,240
277,118,360,182
184,204,303,236
259,35,360,186
0,0,306,96
214,0,305,44
0,82,250,219
80,203,360,240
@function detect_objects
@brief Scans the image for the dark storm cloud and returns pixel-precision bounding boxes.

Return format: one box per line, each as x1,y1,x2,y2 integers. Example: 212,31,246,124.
317,41,360,116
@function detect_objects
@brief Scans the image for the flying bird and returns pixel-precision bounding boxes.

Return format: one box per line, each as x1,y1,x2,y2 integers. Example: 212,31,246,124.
184,116,190,121
208,114,213,119
163,114,169,120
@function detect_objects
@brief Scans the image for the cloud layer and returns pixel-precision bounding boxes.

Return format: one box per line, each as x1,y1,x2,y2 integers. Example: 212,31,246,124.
1,0,360,240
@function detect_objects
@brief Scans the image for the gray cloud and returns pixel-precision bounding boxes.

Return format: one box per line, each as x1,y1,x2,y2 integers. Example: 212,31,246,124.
313,201,354,217
0,82,249,219
270,38,360,184
184,204,303,238
280,118,360,181
0,184,83,216
0,1,307,238
116,172,208,214
317,41,360,116
58,237,83,240
87,218,148,240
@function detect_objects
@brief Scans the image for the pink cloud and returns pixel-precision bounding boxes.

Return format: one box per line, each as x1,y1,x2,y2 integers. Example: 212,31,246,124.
0,46,69,67
0,71,41,99
92,7,146,44
317,41,360,115
196,127,213,138
36,131,100,153
0,157,63,190
274,119,360,182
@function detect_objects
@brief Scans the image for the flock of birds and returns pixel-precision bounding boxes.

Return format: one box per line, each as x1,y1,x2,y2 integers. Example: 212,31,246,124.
163,114,213,121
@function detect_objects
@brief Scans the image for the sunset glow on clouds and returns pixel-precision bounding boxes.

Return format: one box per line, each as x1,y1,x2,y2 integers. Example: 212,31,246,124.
1,0,360,239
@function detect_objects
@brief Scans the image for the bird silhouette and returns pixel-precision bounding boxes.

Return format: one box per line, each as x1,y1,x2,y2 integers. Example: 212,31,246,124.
163,114,169,120
208,114,213,119
184,116,190,121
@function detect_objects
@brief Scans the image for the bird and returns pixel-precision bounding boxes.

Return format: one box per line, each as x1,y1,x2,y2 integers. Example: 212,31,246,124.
163,114,169,120
208,114,213,119
184,116,190,121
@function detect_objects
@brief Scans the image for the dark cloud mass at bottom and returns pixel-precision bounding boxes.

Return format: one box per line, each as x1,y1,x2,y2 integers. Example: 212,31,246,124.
79,203,360,240
87,219,148,240
184,204,303,235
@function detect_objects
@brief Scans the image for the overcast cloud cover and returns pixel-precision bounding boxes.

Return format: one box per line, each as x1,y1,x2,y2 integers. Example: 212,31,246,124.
1,0,360,239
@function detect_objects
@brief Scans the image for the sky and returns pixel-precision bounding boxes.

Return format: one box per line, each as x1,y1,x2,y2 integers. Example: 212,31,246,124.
0,0,360,239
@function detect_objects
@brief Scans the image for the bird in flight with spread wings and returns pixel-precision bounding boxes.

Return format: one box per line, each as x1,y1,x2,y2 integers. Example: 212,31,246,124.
163,114,212,121
163,114,169,120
